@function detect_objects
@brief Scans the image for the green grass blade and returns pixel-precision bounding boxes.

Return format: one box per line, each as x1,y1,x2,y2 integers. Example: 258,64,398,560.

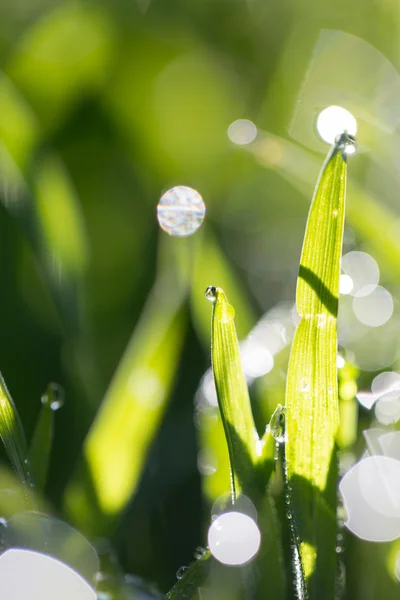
285,134,354,599
28,383,64,491
0,372,31,486
250,132,400,286
191,230,256,346
167,551,211,600
65,276,186,536
207,286,261,498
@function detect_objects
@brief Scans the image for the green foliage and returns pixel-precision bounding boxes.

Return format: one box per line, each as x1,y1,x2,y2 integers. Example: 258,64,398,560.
0,2,400,599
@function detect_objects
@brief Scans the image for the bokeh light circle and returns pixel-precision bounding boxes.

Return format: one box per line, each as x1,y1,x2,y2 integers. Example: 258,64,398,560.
341,252,380,297
157,186,205,237
0,549,96,600
316,106,357,144
352,286,393,326
339,456,400,542
208,511,261,565
227,119,257,145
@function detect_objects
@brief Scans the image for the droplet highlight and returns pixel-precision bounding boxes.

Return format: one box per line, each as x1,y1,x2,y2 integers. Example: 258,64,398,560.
176,566,189,580
41,383,65,411
269,404,286,443
157,186,205,237
204,286,217,302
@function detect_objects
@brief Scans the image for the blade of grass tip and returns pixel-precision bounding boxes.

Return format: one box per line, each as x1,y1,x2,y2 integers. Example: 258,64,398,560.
285,133,356,599
205,286,261,499
167,288,285,600
29,383,64,491
0,372,31,487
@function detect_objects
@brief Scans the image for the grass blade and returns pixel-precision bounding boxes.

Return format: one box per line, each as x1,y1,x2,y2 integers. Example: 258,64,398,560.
28,383,64,491
284,134,354,599
0,372,31,487
65,275,186,536
207,286,267,498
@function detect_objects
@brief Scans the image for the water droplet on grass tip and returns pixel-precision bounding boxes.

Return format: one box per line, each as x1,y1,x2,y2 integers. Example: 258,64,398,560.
194,546,206,559
204,286,217,302
41,383,65,411
157,186,205,237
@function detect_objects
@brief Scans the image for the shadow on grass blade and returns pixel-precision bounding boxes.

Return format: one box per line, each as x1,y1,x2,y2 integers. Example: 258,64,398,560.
284,133,355,599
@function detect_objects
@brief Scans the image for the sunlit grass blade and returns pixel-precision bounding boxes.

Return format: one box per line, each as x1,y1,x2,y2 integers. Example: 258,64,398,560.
0,372,31,486
192,231,257,502
207,286,263,497
250,132,400,284
284,134,354,599
65,276,186,536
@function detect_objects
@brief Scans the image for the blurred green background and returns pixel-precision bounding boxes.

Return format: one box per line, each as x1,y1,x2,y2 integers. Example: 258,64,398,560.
1,0,400,597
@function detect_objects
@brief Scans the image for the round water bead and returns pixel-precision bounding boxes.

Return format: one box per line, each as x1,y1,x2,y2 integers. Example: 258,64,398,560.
204,286,217,302
41,382,65,411
208,511,261,565
157,186,205,237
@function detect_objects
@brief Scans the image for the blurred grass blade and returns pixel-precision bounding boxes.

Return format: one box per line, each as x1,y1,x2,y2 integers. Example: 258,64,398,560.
285,134,354,599
29,383,64,491
65,275,186,536
0,372,31,486
208,286,261,498
7,3,116,131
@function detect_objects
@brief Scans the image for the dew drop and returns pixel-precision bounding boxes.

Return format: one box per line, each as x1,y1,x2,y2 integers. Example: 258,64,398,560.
176,566,189,580
269,404,286,443
41,383,65,411
335,131,357,156
204,286,217,302
194,546,206,560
